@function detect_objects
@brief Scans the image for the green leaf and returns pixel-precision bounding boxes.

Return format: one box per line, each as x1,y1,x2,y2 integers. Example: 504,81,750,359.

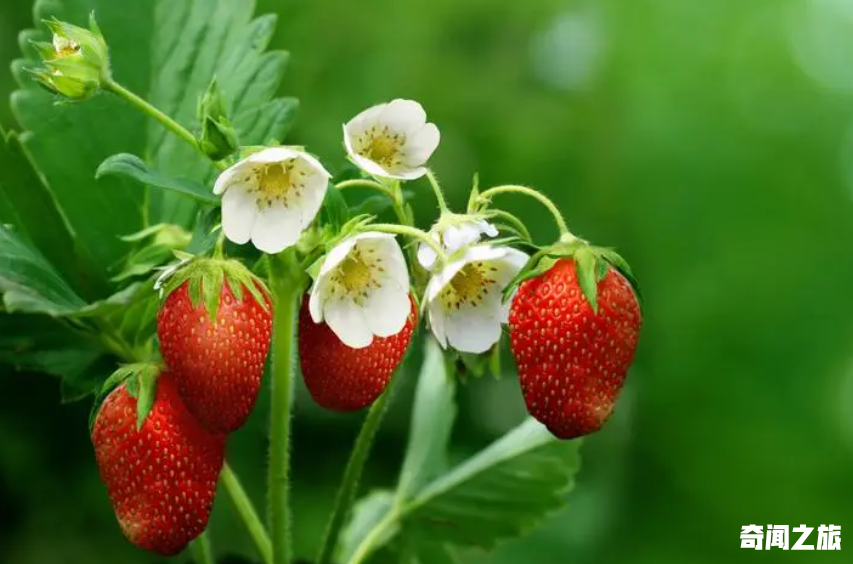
72,282,145,319
574,247,599,313
12,0,152,286
396,338,457,502
96,153,219,205
0,127,102,297
321,183,351,231
0,224,86,316
401,419,581,548
338,490,398,564
146,3,296,226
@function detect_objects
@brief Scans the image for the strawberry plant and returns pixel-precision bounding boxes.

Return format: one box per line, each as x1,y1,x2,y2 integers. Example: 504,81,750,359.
0,1,642,563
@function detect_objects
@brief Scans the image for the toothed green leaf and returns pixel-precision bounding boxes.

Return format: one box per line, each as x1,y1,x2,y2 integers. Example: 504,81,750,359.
574,247,599,313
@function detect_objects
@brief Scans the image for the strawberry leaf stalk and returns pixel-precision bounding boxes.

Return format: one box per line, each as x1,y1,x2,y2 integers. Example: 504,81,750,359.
156,254,272,434
474,185,643,440
90,364,225,555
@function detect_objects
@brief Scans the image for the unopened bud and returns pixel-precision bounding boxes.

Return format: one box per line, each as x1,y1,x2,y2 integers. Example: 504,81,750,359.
197,78,239,161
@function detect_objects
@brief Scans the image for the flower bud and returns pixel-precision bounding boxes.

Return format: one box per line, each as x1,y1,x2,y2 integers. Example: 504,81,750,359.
197,78,239,161
30,12,110,100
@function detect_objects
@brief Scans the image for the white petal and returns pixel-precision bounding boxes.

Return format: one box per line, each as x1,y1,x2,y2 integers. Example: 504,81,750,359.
296,152,332,178
320,237,358,276
478,220,499,238
380,99,427,133
349,152,392,178
444,305,503,354
372,236,409,289
247,146,301,164
427,302,448,349
386,166,428,180
492,247,530,285
403,123,440,167
364,282,410,337
325,299,374,349
308,281,325,323
250,203,302,254
461,244,508,264
295,173,328,229
213,161,248,195
425,257,467,304
221,184,258,245
418,243,438,269
346,103,387,131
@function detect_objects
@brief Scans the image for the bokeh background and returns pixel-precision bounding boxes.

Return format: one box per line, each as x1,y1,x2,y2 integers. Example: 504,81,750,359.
2,0,853,563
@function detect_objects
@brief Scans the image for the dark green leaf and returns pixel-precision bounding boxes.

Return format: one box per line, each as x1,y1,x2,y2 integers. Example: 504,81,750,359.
0,224,86,316
96,153,218,205
322,183,350,231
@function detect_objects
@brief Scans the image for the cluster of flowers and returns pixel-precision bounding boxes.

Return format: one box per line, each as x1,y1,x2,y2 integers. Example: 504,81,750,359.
214,99,528,355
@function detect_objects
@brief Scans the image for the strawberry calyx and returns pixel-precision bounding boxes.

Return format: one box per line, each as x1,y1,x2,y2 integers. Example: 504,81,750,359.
88,362,162,434
502,237,642,313
158,253,271,322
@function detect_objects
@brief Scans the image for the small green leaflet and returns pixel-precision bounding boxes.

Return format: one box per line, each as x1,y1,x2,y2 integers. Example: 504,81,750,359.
96,153,219,205
574,246,599,313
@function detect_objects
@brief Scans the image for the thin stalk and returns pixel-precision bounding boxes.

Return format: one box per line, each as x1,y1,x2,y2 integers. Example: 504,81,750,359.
221,462,273,564
479,185,570,238
487,209,533,242
425,169,449,213
335,178,396,201
316,381,398,564
369,223,446,263
104,79,199,151
190,532,214,564
267,250,306,564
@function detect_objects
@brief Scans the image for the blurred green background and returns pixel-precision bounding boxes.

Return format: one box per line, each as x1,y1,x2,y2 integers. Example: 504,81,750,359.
2,0,853,563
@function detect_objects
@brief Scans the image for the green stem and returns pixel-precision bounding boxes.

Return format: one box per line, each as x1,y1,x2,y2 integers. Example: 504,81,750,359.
316,380,399,564
268,250,306,564
487,209,533,242
222,462,273,564
479,185,570,238
335,179,396,201
104,78,199,151
425,169,449,213
190,532,214,564
369,223,446,263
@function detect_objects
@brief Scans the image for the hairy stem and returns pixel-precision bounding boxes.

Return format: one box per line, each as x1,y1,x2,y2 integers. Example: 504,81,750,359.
425,169,449,213
190,532,214,564
268,250,306,564
316,379,399,564
479,185,570,238
222,462,273,564
335,178,396,200
104,79,199,151
369,223,446,263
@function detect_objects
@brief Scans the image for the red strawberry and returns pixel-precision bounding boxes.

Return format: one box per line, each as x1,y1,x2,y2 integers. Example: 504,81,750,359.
299,294,417,411
91,372,225,555
509,257,641,439
157,274,272,434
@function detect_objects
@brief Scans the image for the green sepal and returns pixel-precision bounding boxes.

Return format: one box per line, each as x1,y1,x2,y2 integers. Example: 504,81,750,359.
574,246,599,313
197,78,239,161
88,362,161,434
599,247,644,311
158,255,271,323
306,255,324,281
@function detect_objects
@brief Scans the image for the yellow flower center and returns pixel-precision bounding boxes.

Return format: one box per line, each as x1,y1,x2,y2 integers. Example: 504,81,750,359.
441,262,497,310
252,160,306,210
357,126,405,169
328,245,386,304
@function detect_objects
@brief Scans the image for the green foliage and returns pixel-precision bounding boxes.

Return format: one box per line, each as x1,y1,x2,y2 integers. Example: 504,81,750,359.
341,339,582,563
96,153,219,205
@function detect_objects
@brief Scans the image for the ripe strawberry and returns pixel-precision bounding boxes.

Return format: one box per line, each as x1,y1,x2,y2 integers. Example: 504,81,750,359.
157,260,272,434
298,294,417,411
91,371,225,555
509,257,641,439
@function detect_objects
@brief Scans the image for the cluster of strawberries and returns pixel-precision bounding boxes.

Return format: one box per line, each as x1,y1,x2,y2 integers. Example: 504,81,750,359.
90,246,640,556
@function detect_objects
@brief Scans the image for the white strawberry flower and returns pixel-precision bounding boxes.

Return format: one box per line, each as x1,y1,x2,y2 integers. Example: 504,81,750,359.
425,245,528,354
214,147,331,254
417,217,499,270
309,232,411,349
344,99,440,180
